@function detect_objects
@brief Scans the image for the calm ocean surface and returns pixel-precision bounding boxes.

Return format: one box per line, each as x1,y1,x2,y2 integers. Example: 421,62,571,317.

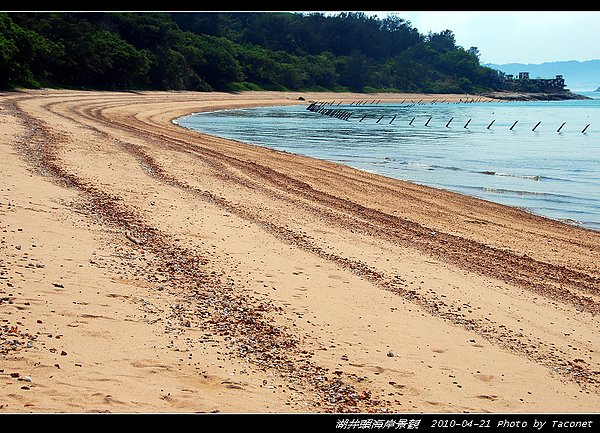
176,92,600,231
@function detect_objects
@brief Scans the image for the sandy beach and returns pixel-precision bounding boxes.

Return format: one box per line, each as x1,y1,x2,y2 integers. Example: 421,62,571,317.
1,89,599,414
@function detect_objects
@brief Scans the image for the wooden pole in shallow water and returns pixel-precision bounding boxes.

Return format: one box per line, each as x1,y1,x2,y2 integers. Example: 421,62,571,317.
409,117,415,126
532,121,541,132
425,116,432,127
487,120,495,129
376,115,384,123
582,124,590,133
389,115,396,124
446,117,453,127
464,118,471,129
510,120,518,131
557,122,566,133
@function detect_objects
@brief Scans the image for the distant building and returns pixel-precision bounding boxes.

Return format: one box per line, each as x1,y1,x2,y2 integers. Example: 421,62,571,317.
504,72,566,92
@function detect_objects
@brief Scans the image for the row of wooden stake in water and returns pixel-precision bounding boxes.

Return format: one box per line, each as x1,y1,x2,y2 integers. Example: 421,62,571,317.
306,102,591,133
322,97,493,105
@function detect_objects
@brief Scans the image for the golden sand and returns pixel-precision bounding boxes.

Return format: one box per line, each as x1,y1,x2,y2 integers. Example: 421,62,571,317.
1,90,599,413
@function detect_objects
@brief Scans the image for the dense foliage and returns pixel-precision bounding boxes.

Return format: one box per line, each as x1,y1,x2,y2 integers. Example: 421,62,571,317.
0,12,508,93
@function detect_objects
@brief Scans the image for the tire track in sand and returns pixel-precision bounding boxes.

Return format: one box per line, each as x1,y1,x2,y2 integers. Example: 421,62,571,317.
32,94,600,392
7,96,388,413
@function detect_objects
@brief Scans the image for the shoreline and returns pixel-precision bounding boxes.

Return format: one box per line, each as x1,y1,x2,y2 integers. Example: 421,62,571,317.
1,89,600,413
173,96,599,234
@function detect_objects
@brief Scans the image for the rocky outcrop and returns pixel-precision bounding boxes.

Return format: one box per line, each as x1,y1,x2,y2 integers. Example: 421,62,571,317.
480,90,591,101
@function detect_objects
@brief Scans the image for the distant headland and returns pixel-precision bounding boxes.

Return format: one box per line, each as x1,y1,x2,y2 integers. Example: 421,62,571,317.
481,90,591,101
481,71,591,100
487,60,600,92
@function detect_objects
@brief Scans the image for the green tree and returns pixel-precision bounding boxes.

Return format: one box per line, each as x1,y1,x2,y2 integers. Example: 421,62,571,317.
148,48,189,90
0,13,64,88
81,30,151,89
339,51,373,91
236,44,280,87
181,32,244,90
0,14,20,87
303,52,339,88
426,30,457,52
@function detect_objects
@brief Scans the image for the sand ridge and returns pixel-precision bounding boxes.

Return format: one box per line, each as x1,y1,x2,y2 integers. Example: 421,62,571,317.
1,90,599,413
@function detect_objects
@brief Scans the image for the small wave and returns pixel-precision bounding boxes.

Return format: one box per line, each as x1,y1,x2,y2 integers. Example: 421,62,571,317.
479,171,541,181
428,164,464,172
483,187,563,198
399,161,434,168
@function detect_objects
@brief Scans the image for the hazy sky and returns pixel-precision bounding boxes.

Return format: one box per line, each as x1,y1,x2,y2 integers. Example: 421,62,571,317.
366,11,600,65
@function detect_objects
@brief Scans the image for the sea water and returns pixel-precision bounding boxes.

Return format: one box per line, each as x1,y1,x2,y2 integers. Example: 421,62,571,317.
176,92,600,231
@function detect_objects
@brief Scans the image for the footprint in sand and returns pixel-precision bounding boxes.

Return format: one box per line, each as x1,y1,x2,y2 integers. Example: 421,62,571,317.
477,394,499,401
221,379,246,390
475,374,494,383
103,394,127,405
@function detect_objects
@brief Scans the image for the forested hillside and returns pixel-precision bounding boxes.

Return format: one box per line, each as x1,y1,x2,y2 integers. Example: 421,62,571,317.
0,12,506,93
